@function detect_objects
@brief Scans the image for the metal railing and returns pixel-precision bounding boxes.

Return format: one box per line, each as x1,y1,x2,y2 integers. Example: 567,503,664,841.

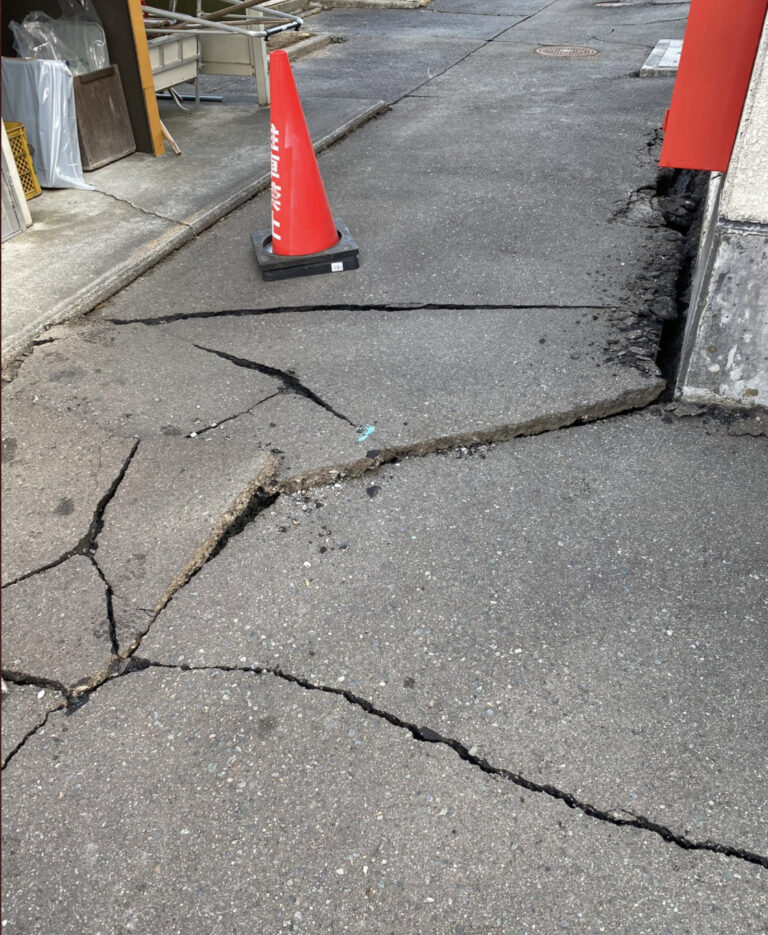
142,2,303,39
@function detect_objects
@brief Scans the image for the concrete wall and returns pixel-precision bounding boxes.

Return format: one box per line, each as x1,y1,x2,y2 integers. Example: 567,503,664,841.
677,16,768,408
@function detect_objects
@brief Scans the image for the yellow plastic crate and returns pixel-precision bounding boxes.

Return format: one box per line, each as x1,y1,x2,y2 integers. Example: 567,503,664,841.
4,121,41,200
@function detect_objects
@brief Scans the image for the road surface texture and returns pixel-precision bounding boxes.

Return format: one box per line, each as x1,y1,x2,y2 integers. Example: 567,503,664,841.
2,1,767,932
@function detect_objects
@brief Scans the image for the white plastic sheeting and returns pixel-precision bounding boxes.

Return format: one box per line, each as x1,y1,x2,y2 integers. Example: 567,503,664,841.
1,58,91,190
9,11,108,77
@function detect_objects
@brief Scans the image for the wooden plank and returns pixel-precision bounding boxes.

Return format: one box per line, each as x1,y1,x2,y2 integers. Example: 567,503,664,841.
73,65,137,170
90,0,165,155
126,0,165,156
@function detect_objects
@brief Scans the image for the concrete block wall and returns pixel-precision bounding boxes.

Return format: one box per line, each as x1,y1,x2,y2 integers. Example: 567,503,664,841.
677,16,768,407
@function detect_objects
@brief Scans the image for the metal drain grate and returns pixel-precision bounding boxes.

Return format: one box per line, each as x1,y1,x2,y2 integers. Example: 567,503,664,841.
535,45,599,57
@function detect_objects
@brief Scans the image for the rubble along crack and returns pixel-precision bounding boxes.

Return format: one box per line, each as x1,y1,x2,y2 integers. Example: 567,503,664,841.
112,398,665,655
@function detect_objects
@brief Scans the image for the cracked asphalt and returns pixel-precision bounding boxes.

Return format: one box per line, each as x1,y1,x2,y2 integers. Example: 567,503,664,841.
2,1,767,931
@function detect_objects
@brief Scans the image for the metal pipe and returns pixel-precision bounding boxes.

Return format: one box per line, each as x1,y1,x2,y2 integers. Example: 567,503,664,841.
156,93,224,102
146,21,300,35
200,0,295,22
142,5,301,37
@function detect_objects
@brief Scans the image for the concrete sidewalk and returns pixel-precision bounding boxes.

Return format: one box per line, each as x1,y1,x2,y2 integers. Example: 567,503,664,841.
0,77,385,362
0,0,529,362
3,2,768,932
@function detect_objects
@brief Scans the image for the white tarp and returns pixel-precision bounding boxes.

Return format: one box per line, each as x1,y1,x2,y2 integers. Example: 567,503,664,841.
1,57,91,190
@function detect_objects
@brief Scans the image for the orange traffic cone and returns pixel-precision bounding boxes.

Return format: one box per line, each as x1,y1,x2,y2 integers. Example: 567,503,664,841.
252,50,359,280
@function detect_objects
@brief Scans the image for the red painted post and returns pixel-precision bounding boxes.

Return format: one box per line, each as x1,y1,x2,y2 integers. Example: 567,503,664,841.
660,0,768,171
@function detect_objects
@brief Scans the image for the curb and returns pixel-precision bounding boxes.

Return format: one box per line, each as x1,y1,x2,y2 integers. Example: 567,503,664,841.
321,0,431,9
287,34,334,61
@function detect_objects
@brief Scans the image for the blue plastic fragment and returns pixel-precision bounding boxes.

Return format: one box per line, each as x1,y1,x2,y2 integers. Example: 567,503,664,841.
357,425,375,443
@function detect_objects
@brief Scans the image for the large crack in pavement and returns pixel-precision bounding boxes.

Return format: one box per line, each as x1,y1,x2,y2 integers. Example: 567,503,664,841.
124,390,663,656
105,455,280,657
149,456,279,620
17,654,764,870
0,157,709,865
86,553,120,656
193,344,357,427
3,150,760,913
7,401,762,846
105,302,616,328
2,398,665,708
0,441,140,591
1,697,68,770
1,444,278,692
10,400,758,869
163,661,768,870
268,381,664,493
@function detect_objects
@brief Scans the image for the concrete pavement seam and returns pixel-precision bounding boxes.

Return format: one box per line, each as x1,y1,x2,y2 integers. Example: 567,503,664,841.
492,0,561,38
426,9,526,17
95,188,189,227
365,8,536,104
397,1,554,100
621,16,688,25
585,35,658,49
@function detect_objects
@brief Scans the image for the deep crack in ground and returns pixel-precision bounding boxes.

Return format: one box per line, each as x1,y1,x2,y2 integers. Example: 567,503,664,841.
86,553,121,656
121,658,768,870
106,302,616,327
1,699,67,770
0,441,140,591
123,395,664,656
5,402,764,870
193,343,357,426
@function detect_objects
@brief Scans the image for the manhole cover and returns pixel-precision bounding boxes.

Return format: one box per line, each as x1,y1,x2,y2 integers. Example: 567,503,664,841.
535,45,599,57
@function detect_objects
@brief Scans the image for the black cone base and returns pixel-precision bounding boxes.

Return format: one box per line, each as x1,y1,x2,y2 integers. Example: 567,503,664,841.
251,218,360,281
